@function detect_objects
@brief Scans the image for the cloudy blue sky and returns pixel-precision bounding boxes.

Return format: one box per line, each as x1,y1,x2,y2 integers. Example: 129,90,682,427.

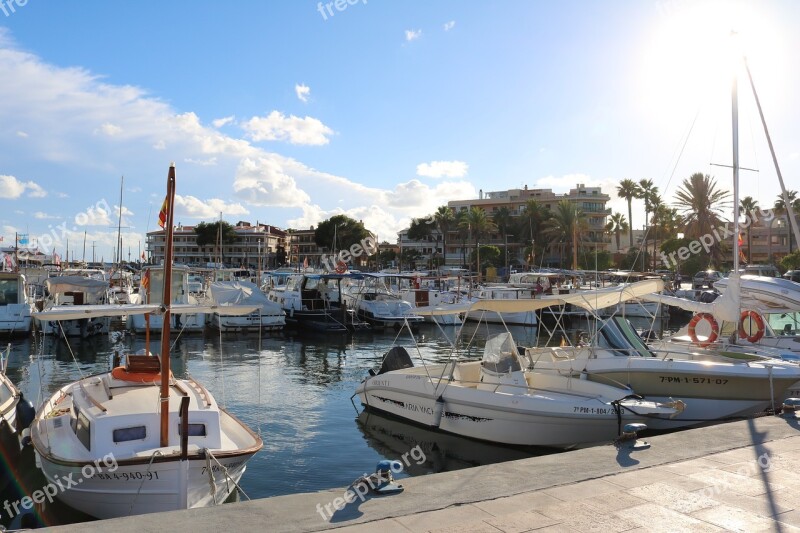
1,0,798,260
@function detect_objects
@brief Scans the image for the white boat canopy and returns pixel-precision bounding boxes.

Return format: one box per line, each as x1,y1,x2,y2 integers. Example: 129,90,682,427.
32,303,261,321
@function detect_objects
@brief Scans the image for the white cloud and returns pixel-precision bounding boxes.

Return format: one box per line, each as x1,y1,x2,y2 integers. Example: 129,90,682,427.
416,160,469,178
26,182,47,198
405,29,422,41
153,140,166,150
173,194,249,219
184,157,218,166
16,130,28,138
233,157,311,207
75,204,112,226
295,83,310,103
241,111,333,145
212,115,235,128
0,175,46,199
34,211,59,219
98,122,122,136
443,21,456,31
0,175,27,199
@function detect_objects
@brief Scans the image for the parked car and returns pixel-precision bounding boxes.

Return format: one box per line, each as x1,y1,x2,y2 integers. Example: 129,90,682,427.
783,270,800,283
742,264,781,278
692,270,723,290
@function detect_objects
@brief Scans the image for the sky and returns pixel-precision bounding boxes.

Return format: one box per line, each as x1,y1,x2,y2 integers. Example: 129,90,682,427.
1,0,799,262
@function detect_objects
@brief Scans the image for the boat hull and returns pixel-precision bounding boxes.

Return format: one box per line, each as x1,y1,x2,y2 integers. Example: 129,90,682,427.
127,313,205,334
35,451,254,519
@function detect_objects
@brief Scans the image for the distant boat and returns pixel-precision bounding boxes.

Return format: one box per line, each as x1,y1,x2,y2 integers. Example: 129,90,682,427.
208,280,285,332
36,274,110,337
127,265,206,334
268,273,369,333
0,272,32,336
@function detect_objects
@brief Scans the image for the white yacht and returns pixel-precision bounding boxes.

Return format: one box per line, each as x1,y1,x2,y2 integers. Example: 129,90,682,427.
127,265,206,334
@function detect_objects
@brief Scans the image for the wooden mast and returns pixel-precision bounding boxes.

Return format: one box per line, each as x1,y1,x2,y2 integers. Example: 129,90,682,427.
159,163,176,447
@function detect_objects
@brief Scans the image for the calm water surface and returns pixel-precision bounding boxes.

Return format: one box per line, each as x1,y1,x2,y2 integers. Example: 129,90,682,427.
0,316,670,527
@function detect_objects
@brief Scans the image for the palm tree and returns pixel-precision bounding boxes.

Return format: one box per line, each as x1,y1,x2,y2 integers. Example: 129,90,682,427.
455,209,470,267
674,173,731,267
492,206,514,268
637,179,659,267
606,212,629,251
459,207,497,275
740,196,759,263
434,205,455,267
543,200,586,270
774,191,800,255
617,179,641,248
517,199,551,266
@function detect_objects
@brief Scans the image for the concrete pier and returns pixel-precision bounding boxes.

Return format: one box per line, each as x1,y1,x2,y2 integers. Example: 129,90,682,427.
49,414,800,532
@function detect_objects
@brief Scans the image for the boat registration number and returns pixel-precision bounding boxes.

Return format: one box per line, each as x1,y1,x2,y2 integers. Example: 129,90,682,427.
573,406,618,415
659,376,729,385
94,471,159,481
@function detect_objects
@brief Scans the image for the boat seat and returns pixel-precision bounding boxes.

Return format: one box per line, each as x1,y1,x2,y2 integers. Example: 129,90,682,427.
125,354,161,373
452,361,481,384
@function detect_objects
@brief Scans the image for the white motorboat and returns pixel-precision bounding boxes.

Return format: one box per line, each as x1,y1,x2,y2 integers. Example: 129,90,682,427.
0,272,32,336
127,265,206,334
36,275,110,337
29,164,264,519
208,280,285,332
463,286,539,326
355,316,682,448
344,274,424,329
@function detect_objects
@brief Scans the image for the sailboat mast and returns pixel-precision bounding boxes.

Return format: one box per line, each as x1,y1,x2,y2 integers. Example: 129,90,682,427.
743,58,800,253
732,57,741,275
117,176,124,267
159,164,176,448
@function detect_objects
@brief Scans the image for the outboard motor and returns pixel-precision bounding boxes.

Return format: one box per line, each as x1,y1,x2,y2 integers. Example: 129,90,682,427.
370,346,414,376
15,392,35,435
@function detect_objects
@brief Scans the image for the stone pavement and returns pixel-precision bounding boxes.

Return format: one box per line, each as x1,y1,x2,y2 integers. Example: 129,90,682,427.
49,414,800,533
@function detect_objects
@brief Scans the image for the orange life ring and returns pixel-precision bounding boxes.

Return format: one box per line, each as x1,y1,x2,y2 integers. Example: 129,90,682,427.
687,312,719,347
335,261,347,274
738,310,765,343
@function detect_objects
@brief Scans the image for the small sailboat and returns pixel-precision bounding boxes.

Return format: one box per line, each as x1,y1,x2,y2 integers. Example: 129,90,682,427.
29,164,264,519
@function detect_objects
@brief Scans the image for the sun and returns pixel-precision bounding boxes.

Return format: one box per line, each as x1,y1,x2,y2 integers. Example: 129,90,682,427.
637,1,786,127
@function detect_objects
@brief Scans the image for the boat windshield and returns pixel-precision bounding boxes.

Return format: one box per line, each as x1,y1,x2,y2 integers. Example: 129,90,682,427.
0,278,18,306
595,317,655,358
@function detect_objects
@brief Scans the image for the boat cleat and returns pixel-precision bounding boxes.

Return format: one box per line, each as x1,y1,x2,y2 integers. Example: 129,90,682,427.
616,422,650,450
782,398,800,419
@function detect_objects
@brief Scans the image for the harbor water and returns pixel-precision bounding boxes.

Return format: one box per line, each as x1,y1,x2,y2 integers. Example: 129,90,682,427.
0,316,669,527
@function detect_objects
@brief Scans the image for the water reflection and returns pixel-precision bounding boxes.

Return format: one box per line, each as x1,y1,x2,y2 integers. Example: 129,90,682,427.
356,409,553,476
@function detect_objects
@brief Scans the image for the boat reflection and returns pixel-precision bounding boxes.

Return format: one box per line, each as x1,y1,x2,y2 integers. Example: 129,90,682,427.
356,408,557,476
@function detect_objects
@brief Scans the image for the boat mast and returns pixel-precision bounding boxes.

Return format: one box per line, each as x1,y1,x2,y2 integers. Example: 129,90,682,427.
743,58,800,253
159,164,176,447
732,47,741,276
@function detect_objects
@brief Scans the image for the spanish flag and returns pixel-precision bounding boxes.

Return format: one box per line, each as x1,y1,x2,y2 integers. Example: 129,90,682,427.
142,269,150,291
157,196,168,229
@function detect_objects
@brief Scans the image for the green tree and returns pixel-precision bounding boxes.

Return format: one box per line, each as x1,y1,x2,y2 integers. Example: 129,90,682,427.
516,199,551,267
194,221,237,264
774,190,800,255
458,207,497,274
314,215,372,255
543,200,586,270
407,216,435,241
434,206,455,268
740,196,759,263
617,179,641,249
780,249,800,271
473,245,501,268
674,172,731,267
605,212,628,251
